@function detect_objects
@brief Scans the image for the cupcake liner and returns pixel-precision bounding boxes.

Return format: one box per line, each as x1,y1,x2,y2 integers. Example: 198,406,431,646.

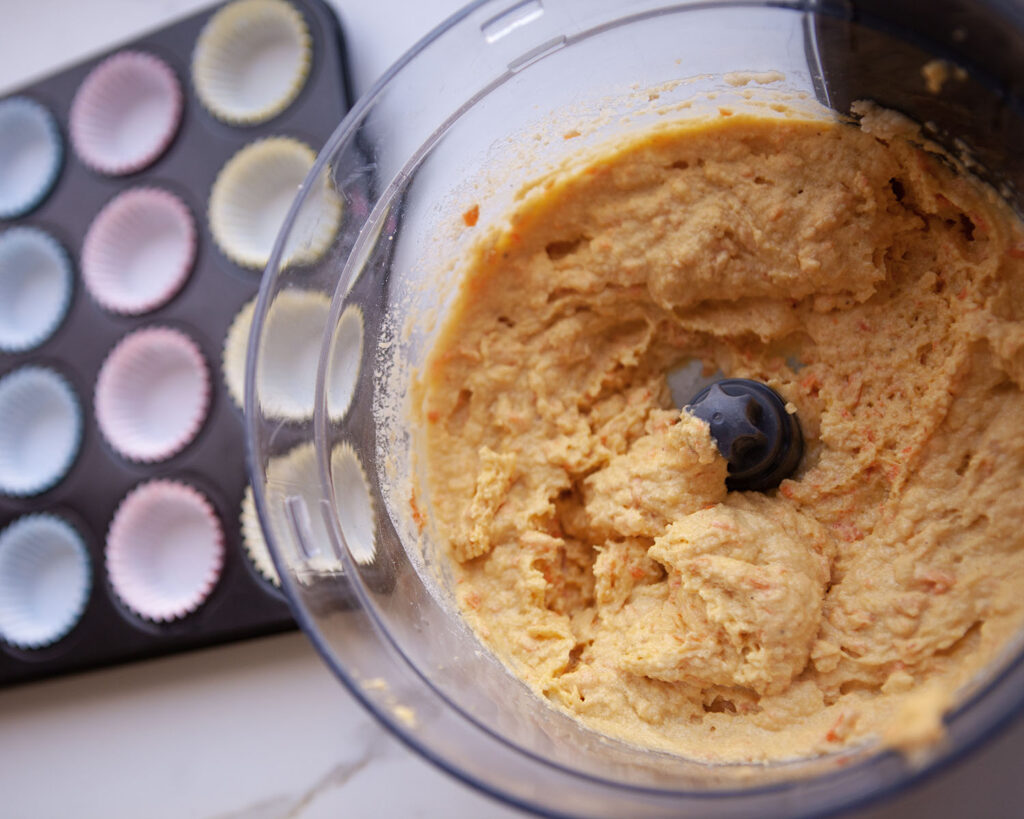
330,442,377,566
279,162,343,268
0,96,63,219
240,484,280,586
254,288,331,420
95,326,210,463
82,187,196,315
69,51,183,176
222,296,256,410
0,514,91,649
262,442,343,581
193,0,312,126
0,366,82,497
208,136,317,270
0,227,73,353
106,479,224,622
326,304,363,421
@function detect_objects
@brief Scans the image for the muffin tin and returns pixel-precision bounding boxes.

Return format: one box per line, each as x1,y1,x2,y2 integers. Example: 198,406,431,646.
0,0,350,685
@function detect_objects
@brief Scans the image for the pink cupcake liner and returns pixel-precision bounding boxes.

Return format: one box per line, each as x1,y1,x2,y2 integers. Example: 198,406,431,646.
82,188,197,315
95,326,210,463
70,51,183,176
106,479,224,622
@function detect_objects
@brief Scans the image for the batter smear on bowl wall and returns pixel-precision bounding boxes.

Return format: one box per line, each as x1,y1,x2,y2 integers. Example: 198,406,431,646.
413,103,1024,762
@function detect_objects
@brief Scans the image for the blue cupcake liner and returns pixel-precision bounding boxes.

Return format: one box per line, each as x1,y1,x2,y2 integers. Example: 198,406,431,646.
0,513,91,649
0,96,63,220
0,366,82,497
0,227,73,352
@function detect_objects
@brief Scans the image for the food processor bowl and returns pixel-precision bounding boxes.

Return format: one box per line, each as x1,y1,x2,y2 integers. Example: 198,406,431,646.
246,1,1024,815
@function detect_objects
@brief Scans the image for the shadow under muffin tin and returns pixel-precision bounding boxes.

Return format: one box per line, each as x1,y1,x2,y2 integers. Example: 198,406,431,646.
0,0,350,684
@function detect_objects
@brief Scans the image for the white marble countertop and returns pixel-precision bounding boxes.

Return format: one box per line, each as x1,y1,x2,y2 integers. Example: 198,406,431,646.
1,2,1023,817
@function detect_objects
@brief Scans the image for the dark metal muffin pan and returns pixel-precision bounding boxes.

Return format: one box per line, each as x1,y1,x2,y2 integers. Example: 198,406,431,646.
0,0,351,685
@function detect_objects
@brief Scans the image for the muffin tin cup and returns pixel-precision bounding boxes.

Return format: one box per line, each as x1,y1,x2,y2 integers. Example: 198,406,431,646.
106,480,224,622
69,51,184,176
193,0,312,126
0,227,73,353
94,327,211,463
0,96,63,219
81,188,197,316
0,367,82,498
208,136,317,269
0,514,91,650
252,288,331,420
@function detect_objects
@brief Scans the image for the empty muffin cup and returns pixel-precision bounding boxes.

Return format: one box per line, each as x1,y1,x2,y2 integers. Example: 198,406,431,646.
193,0,311,125
106,480,224,622
208,136,317,269
82,188,196,315
252,288,330,419
0,366,82,497
0,514,91,649
261,443,342,582
0,227,73,353
69,51,183,176
0,96,63,219
95,327,210,462
240,484,280,586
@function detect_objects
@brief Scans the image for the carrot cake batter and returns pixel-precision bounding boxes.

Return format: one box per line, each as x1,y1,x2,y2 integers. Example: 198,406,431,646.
413,104,1024,761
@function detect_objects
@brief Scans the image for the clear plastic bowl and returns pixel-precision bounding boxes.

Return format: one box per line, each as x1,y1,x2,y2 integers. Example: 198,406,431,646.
246,1,1024,816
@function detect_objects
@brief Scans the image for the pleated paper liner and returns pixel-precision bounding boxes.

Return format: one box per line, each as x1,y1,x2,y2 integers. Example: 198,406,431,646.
0,227,73,353
94,326,210,463
106,480,224,622
0,366,82,498
81,188,197,316
0,97,63,219
0,514,91,649
69,50,183,176
193,0,312,125
208,136,340,270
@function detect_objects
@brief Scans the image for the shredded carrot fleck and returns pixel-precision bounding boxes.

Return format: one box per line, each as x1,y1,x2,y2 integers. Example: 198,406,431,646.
410,491,426,532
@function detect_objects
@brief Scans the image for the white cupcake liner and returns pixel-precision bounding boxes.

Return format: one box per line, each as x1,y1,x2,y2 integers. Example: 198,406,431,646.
0,514,91,649
81,187,196,315
279,162,343,268
106,479,224,622
330,442,377,566
0,366,82,497
0,227,73,353
0,96,63,219
95,326,210,463
326,304,363,421
261,442,342,582
222,296,256,410
240,484,280,586
228,294,357,419
69,50,183,176
254,441,377,586
193,0,312,126
254,288,331,420
208,136,317,270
